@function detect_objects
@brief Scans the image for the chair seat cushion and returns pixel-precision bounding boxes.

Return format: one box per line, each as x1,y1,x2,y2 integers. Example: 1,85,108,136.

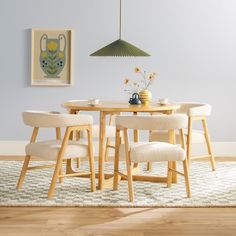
80,124,116,138
26,140,89,160
119,142,186,163
150,129,205,143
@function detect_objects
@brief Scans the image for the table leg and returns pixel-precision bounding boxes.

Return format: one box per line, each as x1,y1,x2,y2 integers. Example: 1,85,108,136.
133,112,139,142
98,111,106,190
66,109,78,174
133,112,139,169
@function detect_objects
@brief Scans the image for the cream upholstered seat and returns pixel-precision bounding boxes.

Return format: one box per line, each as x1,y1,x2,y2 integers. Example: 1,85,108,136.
17,111,96,199
119,142,185,163
26,140,90,160
113,114,191,202
149,103,216,171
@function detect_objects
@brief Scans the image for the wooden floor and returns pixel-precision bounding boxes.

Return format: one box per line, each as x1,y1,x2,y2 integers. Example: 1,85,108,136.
0,207,236,236
1,156,236,235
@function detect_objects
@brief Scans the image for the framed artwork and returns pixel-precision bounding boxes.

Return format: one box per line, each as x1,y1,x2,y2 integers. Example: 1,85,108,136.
31,29,73,86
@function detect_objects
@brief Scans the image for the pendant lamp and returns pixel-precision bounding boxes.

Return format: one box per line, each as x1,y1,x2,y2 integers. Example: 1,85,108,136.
90,0,150,57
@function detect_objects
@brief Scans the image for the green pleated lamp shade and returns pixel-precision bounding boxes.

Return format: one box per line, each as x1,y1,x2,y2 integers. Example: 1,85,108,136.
90,39,150,57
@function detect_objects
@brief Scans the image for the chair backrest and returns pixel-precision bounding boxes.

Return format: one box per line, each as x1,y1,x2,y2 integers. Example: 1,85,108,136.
115,114,188,131
177,102,212,117
22,111,93,128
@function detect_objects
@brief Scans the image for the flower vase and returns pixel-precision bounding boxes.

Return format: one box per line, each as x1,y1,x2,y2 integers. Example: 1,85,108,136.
139,90,152,105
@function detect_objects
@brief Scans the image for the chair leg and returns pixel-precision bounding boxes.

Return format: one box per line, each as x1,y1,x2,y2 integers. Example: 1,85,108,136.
113,154,119,191
126,157,134,202
16,155,31,189
87,129,96,192
76,158,81,169
88,156,96,192
104,138,110,162
183,159,191,198
123,128,134,202
147,130,152,171
202,118,216,171
147,162,152,171
113,158,119,191
59,163,63,183
167,161,173,188
186,117,192,167
48,159,63,199
75,130,81,169
113,130,120,191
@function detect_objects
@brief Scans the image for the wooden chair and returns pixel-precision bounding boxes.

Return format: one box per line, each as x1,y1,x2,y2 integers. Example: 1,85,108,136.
16,111,96,199
149,103,216,171
113,114,191,202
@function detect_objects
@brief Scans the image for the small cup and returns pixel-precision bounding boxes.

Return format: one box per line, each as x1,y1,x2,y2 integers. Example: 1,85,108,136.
88,98,100,106
158,98,168,105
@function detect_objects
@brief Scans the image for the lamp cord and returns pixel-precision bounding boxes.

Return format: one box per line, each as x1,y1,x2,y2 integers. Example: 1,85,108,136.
119,0,122,39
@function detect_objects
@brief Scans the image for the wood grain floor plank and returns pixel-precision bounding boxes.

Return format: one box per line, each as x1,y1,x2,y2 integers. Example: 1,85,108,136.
0,207,236,236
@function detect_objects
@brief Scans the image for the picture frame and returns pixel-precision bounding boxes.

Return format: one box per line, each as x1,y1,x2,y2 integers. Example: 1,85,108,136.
31,29,73,87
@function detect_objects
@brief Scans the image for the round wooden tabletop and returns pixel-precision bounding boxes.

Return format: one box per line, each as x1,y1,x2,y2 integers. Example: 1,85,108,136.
62,100,180,113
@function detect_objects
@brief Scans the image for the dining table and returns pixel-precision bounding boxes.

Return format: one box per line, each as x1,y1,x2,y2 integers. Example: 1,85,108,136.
62,100,181,190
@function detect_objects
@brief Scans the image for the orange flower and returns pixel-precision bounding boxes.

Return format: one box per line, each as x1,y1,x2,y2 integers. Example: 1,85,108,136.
124,78,129,84
148,75,154,80
134,67,141,73
148,72,157,80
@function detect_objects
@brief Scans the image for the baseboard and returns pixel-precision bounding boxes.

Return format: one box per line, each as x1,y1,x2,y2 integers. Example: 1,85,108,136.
0,141,28,156
0,141,236,158
190,142,236,157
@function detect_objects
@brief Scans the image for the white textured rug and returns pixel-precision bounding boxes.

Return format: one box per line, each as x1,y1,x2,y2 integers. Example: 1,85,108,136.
0,161,236,207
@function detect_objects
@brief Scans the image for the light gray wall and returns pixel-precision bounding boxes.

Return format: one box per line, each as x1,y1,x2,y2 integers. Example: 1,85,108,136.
0,0,235,141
